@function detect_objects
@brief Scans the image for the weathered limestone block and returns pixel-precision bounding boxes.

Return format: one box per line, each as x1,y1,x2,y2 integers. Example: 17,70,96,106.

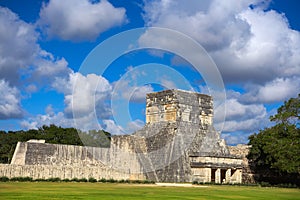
215,168,221,183
19,142,110,167
11,142,27,165
225,169,231,183
191,168,211,182
146,89,213,126
108,135,145,174
230,169,242,184
190,156,243,168
228,144,255,183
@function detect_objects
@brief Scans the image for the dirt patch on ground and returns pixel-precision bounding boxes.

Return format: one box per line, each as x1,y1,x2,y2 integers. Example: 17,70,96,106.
155,183,208,187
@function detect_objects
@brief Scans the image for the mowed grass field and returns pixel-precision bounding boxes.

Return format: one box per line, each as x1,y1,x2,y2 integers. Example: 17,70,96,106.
0,182,299,200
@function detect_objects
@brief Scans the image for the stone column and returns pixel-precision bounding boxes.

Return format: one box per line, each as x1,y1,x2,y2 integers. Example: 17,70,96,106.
225,169,231,183
236,169,242,183
207,168,211,182
215,168,221,183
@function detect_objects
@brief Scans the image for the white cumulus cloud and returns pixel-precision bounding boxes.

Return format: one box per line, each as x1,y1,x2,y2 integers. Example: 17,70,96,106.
0,79,23,119
102,119,125,135
143,0,300,86
52,71,112,118
143,0,254,51
38,0,127,41
215,95,269,136
0,7,38,86
0,6,71,120
242,77,300,103
102,119,145,135
21,111,74,130
21,111,103,131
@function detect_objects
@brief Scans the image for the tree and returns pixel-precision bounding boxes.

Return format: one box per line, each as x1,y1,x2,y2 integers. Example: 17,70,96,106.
247,94,300,184
270,94,300,126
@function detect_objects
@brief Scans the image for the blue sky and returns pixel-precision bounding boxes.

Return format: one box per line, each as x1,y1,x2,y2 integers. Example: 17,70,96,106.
0,0,299,145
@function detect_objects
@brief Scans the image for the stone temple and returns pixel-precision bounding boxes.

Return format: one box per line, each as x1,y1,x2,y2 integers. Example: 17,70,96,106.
0,89,246,183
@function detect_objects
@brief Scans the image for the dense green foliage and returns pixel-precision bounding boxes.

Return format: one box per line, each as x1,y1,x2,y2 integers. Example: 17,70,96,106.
0,182,299,200
248,94,300,184
0,124,111,164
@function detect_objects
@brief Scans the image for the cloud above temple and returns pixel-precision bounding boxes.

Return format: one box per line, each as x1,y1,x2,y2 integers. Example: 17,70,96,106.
38,0,127,41
142,0,300,89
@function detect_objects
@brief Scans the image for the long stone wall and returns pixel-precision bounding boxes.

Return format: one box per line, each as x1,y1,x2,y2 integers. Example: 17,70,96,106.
0,164,144,180
3,140,145,180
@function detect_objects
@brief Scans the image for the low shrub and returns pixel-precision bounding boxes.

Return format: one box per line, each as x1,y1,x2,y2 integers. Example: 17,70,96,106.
47,177,61,182
118,179,125,183
99,178,106,183
10,177,33,182
0,176,9,182
275,183,298,188
88,177,97,183
131,180,142,184
260,182,271,187
71,178,79,182
107,178,117,183
142,180,155,184
34,178,45,182
79,178,88,182
124,179,130,183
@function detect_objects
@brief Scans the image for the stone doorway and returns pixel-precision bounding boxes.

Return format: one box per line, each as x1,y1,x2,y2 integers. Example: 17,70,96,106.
221,169,226,183
211,168,216,182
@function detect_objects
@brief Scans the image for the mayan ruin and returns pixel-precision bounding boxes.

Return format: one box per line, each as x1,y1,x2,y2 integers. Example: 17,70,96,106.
0,89,249,183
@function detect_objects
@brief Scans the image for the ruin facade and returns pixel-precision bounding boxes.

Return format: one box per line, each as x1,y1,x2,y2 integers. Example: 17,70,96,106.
0,89,245,183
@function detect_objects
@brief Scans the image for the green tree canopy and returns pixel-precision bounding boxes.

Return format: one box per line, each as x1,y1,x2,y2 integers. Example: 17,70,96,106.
248,94,300,184
270,94,300,126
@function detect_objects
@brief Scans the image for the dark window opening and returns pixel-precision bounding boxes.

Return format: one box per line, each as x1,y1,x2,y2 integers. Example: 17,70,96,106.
221,169,226,183
211,168,216,182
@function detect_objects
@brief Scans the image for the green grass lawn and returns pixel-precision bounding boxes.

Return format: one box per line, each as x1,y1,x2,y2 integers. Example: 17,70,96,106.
0,182,299,200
